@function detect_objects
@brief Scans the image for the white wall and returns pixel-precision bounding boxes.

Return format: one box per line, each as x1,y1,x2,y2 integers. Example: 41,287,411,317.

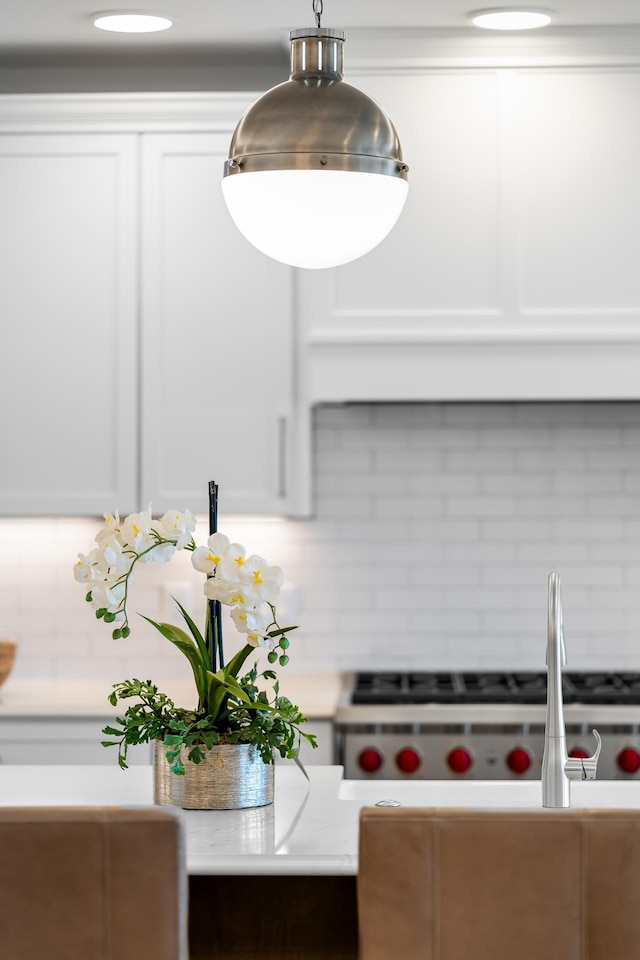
1,401,639,684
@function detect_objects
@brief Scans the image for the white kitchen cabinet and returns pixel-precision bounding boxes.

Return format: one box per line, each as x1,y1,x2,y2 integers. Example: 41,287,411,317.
0,133,138,515
299,61,640,402
0,716,332,767
0,718,151,765
140,133,296,516
273,719,334,767
0,96,305,517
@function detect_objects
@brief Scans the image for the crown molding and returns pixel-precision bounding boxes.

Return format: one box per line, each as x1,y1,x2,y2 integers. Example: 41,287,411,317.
0,92,256,132
1,26,640,132
343,25,640,72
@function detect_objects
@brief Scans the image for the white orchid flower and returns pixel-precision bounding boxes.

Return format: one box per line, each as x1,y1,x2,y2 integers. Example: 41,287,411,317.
101,536,132,576
191,546,215,574
239,555,283,605
230,606,272,647
191,532,231,574
95,511,121,545
151,542,176,564
120,509,154,553
73,550,100,584
216,543,249,582
90,579,126,615
157,509,196,550
203,576,262,609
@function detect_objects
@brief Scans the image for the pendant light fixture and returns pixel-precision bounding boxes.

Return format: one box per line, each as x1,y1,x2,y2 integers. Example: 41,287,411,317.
222,0,409,270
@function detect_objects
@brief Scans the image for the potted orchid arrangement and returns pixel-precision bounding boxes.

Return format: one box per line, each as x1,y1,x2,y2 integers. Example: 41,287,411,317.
74,499,315,807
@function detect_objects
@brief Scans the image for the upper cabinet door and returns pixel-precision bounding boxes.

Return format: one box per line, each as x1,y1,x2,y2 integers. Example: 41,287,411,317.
299,67,640,401
140,133,295,516
0,133,138,515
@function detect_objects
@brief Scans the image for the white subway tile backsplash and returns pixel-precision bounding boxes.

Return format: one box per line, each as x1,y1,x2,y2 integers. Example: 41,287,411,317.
374,448,443,472
413,519,482,540
445,542,517,562
516,542,589,563
587,496,639,516
553,518,624,541
586,448,639,469
1,402,639,680
373,495,445,518
481,519,553,540
482,473,552,494
553,472,623,494
517,448,586,471
409,474,479,494
314,495,373,518
446,449,515,471
316,449,373,474
447,496,516,517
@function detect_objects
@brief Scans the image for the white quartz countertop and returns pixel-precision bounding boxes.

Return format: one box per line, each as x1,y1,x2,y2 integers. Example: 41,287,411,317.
0,673,341,720
0,764,356,876
3,764,640,876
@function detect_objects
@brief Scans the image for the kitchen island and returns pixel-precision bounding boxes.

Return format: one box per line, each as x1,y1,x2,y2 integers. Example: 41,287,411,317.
4,764,640,959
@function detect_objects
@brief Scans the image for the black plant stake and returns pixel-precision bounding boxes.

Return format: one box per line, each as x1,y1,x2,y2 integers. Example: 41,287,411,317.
207,480,224,671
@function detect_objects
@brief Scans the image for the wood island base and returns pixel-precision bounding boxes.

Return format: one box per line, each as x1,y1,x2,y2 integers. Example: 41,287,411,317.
188,875,358,960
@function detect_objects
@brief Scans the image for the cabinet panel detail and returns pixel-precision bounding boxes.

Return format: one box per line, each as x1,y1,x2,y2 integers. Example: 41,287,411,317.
0,134,138,515
141,133,295,515
515,70,640,316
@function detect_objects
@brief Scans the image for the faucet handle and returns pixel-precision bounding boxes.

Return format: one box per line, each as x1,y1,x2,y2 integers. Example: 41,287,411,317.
565,729,602,781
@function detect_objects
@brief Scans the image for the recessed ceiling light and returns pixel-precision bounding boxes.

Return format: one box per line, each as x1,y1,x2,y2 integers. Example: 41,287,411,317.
92,12,173,33
470,8,554,30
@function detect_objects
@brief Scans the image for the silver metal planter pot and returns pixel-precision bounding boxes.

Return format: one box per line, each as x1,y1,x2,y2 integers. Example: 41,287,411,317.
153,741,274,810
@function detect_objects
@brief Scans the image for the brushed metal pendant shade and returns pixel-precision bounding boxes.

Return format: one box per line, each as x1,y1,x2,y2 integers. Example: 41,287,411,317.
222,27,409,269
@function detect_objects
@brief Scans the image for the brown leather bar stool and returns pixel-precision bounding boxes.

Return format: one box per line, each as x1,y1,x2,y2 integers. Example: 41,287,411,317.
0,806,187,960
358,806,640,960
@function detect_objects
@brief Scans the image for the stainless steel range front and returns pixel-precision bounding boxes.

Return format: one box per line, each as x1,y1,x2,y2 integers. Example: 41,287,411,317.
335,671,640,780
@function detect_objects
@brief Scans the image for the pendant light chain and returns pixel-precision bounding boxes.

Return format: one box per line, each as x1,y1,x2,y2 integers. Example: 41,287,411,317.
313,0,323,28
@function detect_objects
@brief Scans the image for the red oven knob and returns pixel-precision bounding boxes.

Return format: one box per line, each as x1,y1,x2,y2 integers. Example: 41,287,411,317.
569,747,589,759
447,747,473,774
358,748,383,773
506,748,532,775
617,748,640,774
396,748,422,774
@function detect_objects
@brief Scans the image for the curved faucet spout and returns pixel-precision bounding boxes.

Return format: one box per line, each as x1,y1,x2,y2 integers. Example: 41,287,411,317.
542,572,600,808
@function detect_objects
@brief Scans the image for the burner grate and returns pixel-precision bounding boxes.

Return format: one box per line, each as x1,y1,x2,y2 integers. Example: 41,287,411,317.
351,671,640,706
352,671,458,704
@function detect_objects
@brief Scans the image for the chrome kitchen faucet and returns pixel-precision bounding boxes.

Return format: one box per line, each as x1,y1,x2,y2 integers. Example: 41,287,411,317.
542,572,602,808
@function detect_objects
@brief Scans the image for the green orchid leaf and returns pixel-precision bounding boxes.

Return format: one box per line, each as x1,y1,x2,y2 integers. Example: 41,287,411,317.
266,625,298,638
204,670,230,722
172,597,210,668
140,615,206,703
223,643,255,680
235,699,278,715
221,674,251,703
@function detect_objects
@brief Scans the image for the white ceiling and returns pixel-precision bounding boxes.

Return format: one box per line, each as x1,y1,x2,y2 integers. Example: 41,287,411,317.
2,0,640,55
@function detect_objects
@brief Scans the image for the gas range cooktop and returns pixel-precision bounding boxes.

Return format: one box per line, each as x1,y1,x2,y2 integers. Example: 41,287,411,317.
351,671,640,706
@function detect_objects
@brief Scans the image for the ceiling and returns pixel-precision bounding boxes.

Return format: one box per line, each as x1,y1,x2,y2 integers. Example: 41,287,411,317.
2,0,640,56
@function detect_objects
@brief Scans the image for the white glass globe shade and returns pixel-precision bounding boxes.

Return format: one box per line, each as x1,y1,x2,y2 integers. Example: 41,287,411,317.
221,169,409,269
